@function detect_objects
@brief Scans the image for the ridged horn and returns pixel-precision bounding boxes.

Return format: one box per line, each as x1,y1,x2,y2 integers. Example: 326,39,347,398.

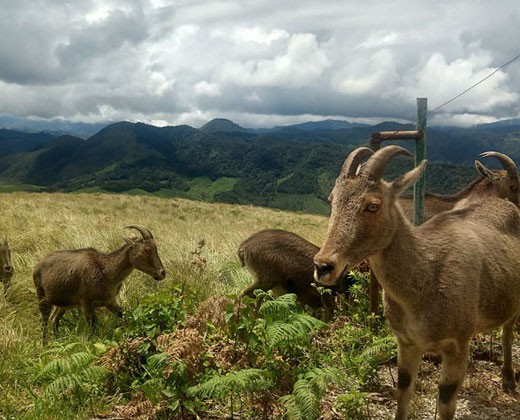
124,224,153,240
358,145,413,181
340,147,374,177
479,151,519,182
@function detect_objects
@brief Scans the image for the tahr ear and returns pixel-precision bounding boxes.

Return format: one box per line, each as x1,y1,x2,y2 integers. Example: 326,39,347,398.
390,160,427,197
124,237,137,246
474,160,500,181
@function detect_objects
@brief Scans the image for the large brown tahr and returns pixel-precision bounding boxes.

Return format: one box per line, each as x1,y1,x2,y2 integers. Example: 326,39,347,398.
314,146,520,420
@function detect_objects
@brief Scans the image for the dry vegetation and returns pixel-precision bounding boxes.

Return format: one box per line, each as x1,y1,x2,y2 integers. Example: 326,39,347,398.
1,191,520,419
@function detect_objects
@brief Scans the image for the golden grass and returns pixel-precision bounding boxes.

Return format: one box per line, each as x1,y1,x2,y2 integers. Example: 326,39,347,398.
0,191,328,350
0,191,329,417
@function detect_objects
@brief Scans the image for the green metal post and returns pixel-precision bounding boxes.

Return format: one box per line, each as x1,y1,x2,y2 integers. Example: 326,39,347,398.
413,98,427,225
368,98,427,315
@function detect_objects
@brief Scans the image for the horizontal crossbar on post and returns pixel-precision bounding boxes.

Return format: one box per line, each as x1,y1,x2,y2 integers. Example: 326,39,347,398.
370,130,424,150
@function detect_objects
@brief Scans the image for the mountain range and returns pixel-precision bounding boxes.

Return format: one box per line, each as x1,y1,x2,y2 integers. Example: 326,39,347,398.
1,117,520,214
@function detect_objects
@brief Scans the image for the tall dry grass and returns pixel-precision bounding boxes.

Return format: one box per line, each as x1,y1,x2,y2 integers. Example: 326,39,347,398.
0,191,329,415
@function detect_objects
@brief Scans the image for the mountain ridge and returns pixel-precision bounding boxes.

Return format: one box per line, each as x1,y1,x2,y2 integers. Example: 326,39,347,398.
1,118,519,214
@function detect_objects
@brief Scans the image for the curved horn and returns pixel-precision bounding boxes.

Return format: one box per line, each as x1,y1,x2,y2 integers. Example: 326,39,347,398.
340,147,374,177
124,224,153,240
358,145,413,181
479,151,519,181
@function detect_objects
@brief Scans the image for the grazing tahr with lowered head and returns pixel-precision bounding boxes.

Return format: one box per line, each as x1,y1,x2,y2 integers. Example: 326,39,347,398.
34,225,166,345
0,237,14,295
314,146,520,420
238,228,352,320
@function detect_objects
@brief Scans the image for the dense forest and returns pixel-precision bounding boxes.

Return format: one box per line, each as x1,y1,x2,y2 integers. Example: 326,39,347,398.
1,118,519,214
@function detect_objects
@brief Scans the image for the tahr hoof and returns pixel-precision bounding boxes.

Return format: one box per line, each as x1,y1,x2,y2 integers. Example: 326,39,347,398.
502,379,517,395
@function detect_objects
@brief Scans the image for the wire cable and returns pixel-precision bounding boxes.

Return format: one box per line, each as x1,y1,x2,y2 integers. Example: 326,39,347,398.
427,51,520,117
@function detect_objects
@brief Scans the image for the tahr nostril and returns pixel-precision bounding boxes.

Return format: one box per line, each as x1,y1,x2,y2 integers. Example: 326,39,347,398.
314,262,334,277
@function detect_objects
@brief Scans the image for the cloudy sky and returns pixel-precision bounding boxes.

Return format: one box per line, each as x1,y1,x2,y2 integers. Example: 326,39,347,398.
1,0,519,128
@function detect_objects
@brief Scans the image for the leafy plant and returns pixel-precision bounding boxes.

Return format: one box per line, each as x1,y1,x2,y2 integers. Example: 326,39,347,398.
336,388,370,419
124,285,187,338
187,368,272,417
227,291,327,361
136,353,198,417
280,367,342,420
187,291,333,417
35,342,109,412
260,294,326,356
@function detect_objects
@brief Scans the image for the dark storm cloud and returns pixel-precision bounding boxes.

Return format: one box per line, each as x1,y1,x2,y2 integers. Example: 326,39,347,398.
55,8,149,70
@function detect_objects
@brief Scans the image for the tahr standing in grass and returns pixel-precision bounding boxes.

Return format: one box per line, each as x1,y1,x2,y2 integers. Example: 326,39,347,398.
34,225,166,345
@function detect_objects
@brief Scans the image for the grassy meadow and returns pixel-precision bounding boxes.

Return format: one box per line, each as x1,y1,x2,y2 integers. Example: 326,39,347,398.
2,191,520,420
0,191,327,341
2,191,390,419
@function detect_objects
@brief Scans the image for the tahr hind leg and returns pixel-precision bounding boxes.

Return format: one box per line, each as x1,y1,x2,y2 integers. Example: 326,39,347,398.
501,316,518,393
437,341,469,420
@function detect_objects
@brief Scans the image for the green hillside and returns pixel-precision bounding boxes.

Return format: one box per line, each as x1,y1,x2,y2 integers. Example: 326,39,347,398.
0,119,519,214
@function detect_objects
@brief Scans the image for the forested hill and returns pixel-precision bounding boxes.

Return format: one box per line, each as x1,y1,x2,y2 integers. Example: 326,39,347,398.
1,118,520,214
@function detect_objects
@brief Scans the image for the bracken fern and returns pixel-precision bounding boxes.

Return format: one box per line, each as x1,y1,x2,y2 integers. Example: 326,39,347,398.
187,368,271,400
280,366,342,420
37,343,109,400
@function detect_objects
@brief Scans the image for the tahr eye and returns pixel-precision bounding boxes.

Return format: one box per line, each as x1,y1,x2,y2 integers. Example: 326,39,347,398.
364,202,380,213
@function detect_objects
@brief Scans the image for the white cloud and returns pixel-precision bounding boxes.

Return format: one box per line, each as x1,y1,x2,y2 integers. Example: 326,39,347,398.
332,49,399,96
85,6,111,24
1,0,520,127
399,52,519,115
231,27,289,45
148,71,174,96
194,81,221,97
220,33,330,88
358,31,400,49
246,91,262,103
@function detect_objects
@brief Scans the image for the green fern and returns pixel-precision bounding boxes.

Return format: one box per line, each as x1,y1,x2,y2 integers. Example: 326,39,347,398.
45,366,107,396
146,352,169,372
259,292,299,320
249,292,327,354
360,335,396,361
187,368,271,401
265,314,326,351
40,351,97,378
303,366,342,396
37,344,109,399
280,367,342,420
281,379,319,420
